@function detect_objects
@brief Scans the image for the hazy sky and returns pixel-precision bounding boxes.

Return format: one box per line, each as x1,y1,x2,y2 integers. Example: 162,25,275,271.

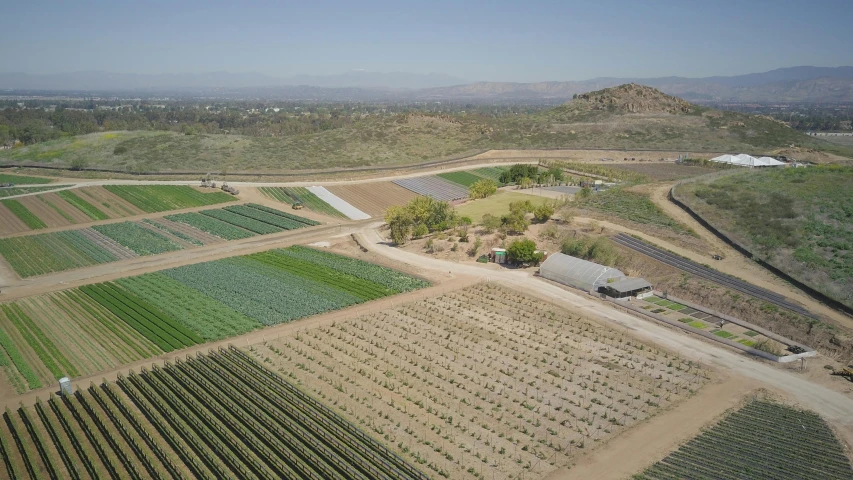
3,0,852,81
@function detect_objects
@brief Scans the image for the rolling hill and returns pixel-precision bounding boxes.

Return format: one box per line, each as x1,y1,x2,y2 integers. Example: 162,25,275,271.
1,84,849,173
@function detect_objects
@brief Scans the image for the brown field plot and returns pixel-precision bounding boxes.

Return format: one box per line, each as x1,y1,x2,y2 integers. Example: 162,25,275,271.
249,283,708,480
328,182,420,217
606,163,720,181
0,202,34,236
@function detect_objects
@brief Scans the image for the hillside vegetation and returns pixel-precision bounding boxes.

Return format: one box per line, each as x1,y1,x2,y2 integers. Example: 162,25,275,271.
1,84,850,173
676,167,853,310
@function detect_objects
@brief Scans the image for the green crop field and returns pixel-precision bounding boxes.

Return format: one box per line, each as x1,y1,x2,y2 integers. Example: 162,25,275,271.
0,246,428,393
93,222,184,256
437,170,486,187
0,348,429,479
0,230,120,277
1,199,47,229
635,400,853,480
0,184,71,198
575,188,695,235
57,189,110,220
260,187,346,218
676,166,853,311
103,185,235,212
0,173,53,184
469,166,508,184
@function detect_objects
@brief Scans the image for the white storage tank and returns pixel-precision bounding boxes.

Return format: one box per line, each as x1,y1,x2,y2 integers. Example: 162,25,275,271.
59,377,72,396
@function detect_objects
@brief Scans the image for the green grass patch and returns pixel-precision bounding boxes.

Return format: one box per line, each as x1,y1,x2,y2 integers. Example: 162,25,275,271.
743,330,760,337
678,318,693,323
713,330,735,339
0,173,53,185
738,339,756,347
455,191,548,223
1,199,47,229
687,320,707,329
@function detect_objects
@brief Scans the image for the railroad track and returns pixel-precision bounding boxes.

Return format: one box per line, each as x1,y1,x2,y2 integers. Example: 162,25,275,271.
612,233,816,319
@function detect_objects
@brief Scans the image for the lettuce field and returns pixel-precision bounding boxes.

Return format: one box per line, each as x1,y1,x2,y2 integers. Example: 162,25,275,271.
0,246,429,393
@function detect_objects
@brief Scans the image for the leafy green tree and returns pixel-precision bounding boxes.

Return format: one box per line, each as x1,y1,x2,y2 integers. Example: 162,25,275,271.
533,203,555,223
412,223,429,238
518,177,534,189
70,158,88,171
577,186,592,199
469,179,498,199
499,164,539,184
500,212,529,234
481,214,501,233
507,238,544,264
509,200,535,214
385,205,413,245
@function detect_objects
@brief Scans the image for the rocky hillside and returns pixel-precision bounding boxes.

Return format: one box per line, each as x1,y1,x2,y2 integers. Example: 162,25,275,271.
571,84,694,114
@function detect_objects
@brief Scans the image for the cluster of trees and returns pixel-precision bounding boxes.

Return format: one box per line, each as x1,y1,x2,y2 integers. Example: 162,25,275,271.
481,200,555,235
384,196,469,244
498,164,565,187
561,236,621,266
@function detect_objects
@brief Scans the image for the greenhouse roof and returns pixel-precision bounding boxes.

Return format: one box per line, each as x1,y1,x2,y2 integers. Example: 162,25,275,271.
539,253,625,290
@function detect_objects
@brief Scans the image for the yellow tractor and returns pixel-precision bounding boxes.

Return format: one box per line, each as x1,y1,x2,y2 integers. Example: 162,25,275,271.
292,202,304,210
832,365,853,382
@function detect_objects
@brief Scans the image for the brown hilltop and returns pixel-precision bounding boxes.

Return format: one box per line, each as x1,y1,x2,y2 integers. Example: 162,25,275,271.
571,83,694,114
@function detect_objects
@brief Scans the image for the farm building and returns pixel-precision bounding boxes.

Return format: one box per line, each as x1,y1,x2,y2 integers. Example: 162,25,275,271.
601,277,653,299
538,253,626,292
710,154,786,168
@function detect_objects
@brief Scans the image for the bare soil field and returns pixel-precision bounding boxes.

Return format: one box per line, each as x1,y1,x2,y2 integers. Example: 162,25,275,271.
17,194,74,228
606,163,720,181
0,203,30,236
249,283,708,480
77,185,146,217
38,191,93,223
327,181,420,217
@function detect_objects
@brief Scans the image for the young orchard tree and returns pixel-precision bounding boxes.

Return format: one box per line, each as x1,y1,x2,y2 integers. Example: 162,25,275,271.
507,238,544,265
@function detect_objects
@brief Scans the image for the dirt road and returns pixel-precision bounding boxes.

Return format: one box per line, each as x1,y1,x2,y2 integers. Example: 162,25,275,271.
648,183,853,329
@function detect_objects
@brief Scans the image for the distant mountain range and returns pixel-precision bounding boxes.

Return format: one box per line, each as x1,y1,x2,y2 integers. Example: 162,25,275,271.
1,66,852,103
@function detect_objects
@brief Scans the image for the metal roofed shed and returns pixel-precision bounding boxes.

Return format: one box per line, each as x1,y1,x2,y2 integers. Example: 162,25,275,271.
538,253,625,292
602,277,653,299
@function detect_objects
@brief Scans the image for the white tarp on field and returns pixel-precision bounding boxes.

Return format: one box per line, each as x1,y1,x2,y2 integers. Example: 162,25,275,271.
710,154,786,167
306,186,371,220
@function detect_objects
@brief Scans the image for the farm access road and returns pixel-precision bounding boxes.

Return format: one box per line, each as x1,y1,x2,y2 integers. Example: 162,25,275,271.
647,182,853,329
356,226,853,472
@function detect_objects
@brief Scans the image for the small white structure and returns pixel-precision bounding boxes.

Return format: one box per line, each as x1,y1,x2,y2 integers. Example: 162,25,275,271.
710,154,786,168
59,377,72,396
539,253,625,292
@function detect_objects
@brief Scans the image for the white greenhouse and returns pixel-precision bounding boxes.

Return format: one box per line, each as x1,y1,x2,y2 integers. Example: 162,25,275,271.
538,253,625,292
709,154,786,168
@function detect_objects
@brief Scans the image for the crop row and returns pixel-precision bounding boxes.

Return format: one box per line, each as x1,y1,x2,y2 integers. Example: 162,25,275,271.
200,208,282,234
225,204,314,230
0,246,427,394
92,222,184,256
636,400,853,480
260,187,346,218
276,245,431,292
142,219,204,246
165,212,257,240
104,185,234,213
57,190,110,221
80,283,202,352
1,199,47,229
